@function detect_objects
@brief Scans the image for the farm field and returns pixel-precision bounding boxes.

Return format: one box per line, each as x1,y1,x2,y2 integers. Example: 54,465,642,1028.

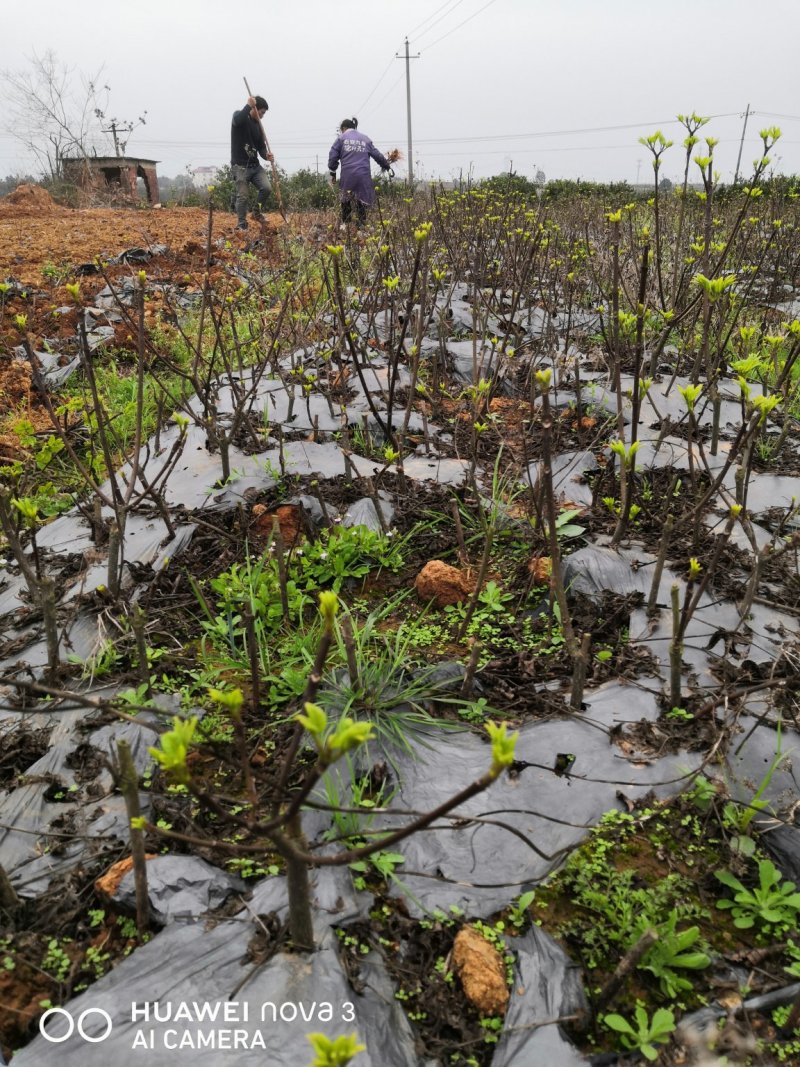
1,139,800,1067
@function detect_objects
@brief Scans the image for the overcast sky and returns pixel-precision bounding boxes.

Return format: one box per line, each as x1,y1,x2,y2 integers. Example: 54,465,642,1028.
2,0,799,186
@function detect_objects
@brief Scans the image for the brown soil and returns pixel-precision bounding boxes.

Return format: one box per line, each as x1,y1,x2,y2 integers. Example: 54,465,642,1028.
0,186,282,288
0,183,66,216
415,560,474,607
250,503,308,549
0,186,290,456
452,926,510,1016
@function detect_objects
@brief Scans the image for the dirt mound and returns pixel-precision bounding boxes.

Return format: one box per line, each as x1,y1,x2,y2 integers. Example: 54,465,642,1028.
0,183,64,215
415,559,473,606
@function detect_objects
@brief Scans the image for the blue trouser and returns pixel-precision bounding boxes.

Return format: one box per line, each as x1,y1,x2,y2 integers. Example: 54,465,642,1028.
233,163,271,226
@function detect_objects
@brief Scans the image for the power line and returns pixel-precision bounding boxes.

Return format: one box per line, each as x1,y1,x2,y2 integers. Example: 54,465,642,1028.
413,0,469,46
355,57,397,116
423,0,501,51
357,2,470,122
371,71,406,115
3,117,792,171
110,113,743,153
422,139,742,158
0,112,765,151
407,0,466,41
405,112,744,145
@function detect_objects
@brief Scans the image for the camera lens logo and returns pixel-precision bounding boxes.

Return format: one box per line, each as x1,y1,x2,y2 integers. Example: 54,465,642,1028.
39,1007,113,1043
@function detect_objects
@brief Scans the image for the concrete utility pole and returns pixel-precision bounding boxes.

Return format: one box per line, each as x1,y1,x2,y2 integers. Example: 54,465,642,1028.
103,122,121,157
734,103,751,185
396,37,419,185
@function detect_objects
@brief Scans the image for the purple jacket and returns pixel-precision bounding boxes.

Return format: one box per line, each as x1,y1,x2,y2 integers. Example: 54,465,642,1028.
328,130,389,206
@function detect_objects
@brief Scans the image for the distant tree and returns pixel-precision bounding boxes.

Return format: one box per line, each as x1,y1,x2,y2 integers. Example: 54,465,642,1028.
284,168,335,210
208,163,236,212
544,178,639,201
479,171,539,197
0,174,38,198
0,50,145,179
158,172,204,206
659,176,674,193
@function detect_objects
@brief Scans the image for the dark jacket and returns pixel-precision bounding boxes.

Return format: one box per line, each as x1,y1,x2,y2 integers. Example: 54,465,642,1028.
231,104,267,167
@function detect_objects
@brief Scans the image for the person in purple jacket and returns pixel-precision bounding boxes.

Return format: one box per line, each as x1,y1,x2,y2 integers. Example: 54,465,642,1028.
328,118,391,226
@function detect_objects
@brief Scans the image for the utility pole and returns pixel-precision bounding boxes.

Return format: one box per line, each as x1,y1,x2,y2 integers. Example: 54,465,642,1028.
103,121,121,157
396,37,419,185
734,103,751,185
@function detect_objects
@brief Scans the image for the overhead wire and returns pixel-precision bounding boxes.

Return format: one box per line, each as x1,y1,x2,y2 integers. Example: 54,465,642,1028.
422,0,501,52
2,101,795,172
127,112,744,153
0,113,775,149
412,139,740,159
356,0,468,121
413,112,743,145
369,71,406,115
406,0,466,41
413,0,469,46
756,111,800,121
355,56,397,116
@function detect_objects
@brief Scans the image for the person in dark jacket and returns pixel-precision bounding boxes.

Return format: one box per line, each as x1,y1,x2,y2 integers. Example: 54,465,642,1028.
231,95,274,230
328,118,390,226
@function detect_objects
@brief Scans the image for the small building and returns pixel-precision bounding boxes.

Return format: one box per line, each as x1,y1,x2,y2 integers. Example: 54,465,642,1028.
61,156,161,206
192,166,216,190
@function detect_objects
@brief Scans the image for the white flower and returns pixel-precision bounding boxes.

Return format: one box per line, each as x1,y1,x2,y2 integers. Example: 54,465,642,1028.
319,552,328,560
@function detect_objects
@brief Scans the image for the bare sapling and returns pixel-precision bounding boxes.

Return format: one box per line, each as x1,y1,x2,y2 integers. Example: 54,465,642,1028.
0,862,21,918
536,369,579,662
605,210,625,439
670,113,710,304
647,513,675,616
324,246,393,445
668,511,737,708
139,593,520,949
639,129,673,309
19,277,189,599
0,492,60,680
734,518,800,626
569,631,593,712
114,739,150,938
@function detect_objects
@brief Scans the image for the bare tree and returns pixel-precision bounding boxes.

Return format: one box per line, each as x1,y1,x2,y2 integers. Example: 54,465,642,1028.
0,50,144,178
96,109,148,158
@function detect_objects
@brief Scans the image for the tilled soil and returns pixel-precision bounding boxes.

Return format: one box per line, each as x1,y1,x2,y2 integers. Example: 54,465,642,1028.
0,184,280,288
0,183,292,460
